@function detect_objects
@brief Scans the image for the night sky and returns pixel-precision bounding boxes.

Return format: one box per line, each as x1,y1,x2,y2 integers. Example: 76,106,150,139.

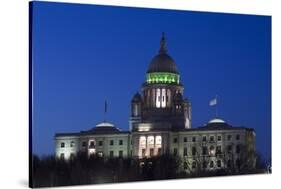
31,2,271,159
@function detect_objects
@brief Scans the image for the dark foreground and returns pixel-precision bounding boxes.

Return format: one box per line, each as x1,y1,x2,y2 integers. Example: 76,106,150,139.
30,153,270,188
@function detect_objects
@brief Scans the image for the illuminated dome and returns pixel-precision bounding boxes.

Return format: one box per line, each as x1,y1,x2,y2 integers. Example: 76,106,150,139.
146,33,180,84
208,118,226,124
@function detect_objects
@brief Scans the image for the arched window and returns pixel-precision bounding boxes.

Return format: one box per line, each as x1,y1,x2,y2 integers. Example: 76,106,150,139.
156,88,161,108
161,88,166,107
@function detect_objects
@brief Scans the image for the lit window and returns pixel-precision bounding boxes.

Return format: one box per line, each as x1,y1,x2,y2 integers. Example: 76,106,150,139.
161,88,166,107
142,149,146,157
155,136,162,146
148,136,154,145
156,88,161,108
209,146,215,156
97,151,103,157
149,148,154,157
60,142,65,148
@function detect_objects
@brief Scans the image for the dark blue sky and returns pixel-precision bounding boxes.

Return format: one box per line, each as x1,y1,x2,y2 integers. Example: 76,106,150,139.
32,2,271,159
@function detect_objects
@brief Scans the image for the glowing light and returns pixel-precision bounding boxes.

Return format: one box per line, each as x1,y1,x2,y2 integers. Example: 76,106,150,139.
146,72,180,84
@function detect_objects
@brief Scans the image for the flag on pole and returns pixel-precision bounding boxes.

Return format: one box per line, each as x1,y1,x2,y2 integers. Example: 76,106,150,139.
209,97,217,106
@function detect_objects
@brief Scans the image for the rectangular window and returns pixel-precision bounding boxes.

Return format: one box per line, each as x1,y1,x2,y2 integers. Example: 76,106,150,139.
142,149,146,157
210,136,215,142
227,135,232,141
236,145,240,154
60,142,65,148
82,141,87,147
192,147,196,156
216,146,222,154
227,145,232,153
60,153,64,159
173,148,178,156
173,137,178,143
202,136,207,142
236,134,240,140
217,135,222,141
98,141,103,146
110,151,114,157
70,141,75,147
149,148,154,156
110,140,114,146
192,136,196,142
184,137,187,142
90,141,95,148
119,140,123,145
157,148,162,155
184,147,188,156
119,151,123,158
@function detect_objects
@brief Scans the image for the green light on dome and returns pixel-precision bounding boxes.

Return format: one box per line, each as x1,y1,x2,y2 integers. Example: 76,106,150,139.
146,72,180,84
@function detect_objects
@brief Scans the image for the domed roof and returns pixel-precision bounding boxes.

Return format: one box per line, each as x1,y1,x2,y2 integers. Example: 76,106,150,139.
147,33,179,74
131,92,142,102
208,118,226,124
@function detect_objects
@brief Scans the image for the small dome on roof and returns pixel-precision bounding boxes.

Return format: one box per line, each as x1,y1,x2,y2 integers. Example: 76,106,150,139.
208,118,226,124
131,92,142,102
96,122,115,127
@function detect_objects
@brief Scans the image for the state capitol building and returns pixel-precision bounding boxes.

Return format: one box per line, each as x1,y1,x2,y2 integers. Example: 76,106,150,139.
55,34,256,172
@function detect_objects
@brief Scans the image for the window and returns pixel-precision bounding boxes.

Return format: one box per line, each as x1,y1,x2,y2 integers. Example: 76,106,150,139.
192,147,196,156
184,137,187,142
70,141,75,147
173,137,178,143
217,135,222,141
70,153,75,160
157,148,162,155
97,151,103,157
192,136,196,142
202,136,207,142
216,146,222,154
210,136,215,142
209,146,215,156
173,148,178,156
184,147,188,156
202,146,208,155
98,141,103,146
236,134,240,140
210,161,214,168
227,145,232,153
119,151,123,158
89,141,95,148
192,161,196,169
217,160,221,168
60,142,65,148
110,151,114,157
119,140,123,145
142,149,146,157
110,140,114,146
60,153,64,159
236,145,240,154
149,148,154,156
82,141,87,147
227,135,232,141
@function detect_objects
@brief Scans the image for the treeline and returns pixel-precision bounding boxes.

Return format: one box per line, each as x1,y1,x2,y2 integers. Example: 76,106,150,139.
31,152,270,188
